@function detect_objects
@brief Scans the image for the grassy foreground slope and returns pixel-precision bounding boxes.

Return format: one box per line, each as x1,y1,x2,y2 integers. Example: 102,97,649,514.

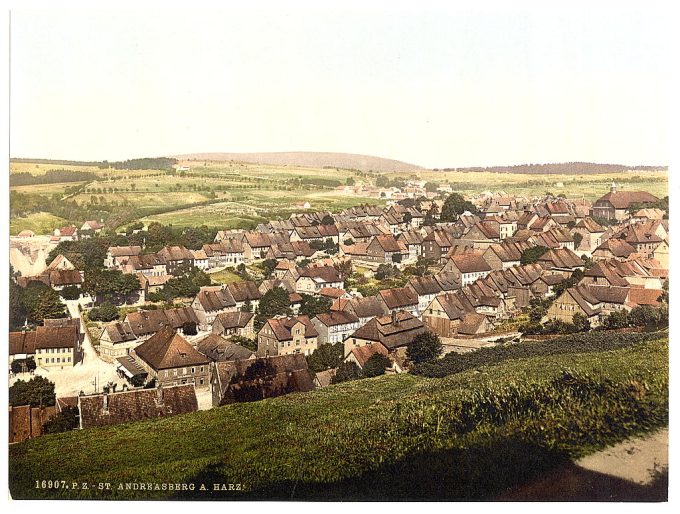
9,338,668,500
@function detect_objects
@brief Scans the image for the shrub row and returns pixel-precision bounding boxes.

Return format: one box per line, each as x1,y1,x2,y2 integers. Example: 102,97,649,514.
411,330,666,379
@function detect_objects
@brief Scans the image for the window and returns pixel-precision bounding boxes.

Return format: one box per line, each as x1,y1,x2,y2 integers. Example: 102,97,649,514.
191,367,195,374
200,366,204,372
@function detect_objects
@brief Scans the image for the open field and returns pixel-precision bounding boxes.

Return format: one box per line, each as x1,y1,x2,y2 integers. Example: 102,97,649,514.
9,161,104,175
8,335,668,500
9,212,67,235
208,268,244,285
8,159,668,233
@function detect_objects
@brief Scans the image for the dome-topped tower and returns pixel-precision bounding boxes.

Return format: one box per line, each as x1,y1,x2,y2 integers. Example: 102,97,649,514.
610,181,617,193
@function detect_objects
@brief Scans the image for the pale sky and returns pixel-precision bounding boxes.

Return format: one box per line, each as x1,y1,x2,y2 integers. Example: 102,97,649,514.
9,1,672,168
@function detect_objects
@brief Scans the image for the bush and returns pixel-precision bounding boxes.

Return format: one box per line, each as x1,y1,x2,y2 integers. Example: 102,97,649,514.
88,302,119,322
59,285,81,301
10,357,36,374
331,361,362,384
362,353,392,377
407,332,443,364
9,376,56,407
412,331,665,378
43,406,79,434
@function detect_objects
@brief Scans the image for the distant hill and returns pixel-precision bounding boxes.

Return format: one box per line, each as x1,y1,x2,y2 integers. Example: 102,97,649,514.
173,152,423,173
435,162,667,175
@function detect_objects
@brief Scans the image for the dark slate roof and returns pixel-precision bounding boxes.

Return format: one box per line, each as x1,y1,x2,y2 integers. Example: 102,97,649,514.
196,334,254,362
78,385,198,429
213,354,314,404
350,311,426,350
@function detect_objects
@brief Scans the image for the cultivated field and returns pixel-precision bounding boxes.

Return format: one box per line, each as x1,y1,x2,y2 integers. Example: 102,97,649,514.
9,159,668,234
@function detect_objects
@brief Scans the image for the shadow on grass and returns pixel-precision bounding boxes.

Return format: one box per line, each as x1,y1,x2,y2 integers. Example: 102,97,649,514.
174,437,575,501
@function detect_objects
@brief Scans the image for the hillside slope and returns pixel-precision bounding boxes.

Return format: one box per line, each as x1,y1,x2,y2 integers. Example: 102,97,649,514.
173,152,422,172
9,337,668,501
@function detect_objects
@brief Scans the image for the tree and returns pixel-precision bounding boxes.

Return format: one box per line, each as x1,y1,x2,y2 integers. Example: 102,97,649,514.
320,214,335,226
21,281,67,323
376,264,399,280
298,294,332,319
520,246,549,265
182,321,198,335
571,313,590,332
375,175,389,187
629,305,661,327
306,342,343,372
60,285,81,300
441,193,477,222
9,376,56,407
346,177,355,186
241,299,253,313
331,361,362,384
424,182,439,193
572,232,583,249
88,302,119,322
407,332,443,364
43,406,80,434
261,259,278,278
10,357,36,374
362,353,392,377
603,309,629,329
255,287,292,331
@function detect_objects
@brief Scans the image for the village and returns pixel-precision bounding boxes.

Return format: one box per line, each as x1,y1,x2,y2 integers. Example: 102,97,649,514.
8,179,669,442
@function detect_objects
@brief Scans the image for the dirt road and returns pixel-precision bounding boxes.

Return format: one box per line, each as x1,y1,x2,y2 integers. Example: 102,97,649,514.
499,428,668,501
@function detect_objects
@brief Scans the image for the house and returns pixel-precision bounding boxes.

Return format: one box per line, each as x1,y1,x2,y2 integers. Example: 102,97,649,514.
422,229,458,262
652,240,669,269
131,327,210,389
80,220,103,233
105,246,143,269
364,234,408,264
571,217,605,254
191,249,210,270
313,368,337,388
156,245,195,274
212,311,255,338
124,253,167,276
98,321,138,363
334,295,390,326
202,240,244,268
590,183,659,221
482,241,532,271
396,230,424,260
124,306,199,340
32,325,81,369
227,280,262,310
632,208,665,222
345,342,394,371
195,333,255,362
462,221,501,249
612,222,663,259
211,354,315,407
77,384,198,429
9,330,37,365
52,225,78,242
544,285,630,326
311,310,361,344
345,310,427,357
295,266,344,294
378,287,420,316
407,275,444,315
441,253,492,286
536,248,584,274
257,315,319,357
592,238,638,261
191,287,237,331
136,273,171,301
422,292,475,337
457,312,495,336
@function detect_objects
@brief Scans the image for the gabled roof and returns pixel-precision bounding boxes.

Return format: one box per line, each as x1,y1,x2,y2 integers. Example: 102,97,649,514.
264,315,319,341
214,311,254,330
9,331,37,356
34,325,79,350
350,311,426,350
196,333,254,362
195,288,236,312
379,287,419,309
343,296,390,319
134,327,209,371
227,281,262,302
157,245,194,262
594,239,637,258
408,275,442,296
447,254,492,274
314,310,359,327
108,245,143,257
373,234,402,253
78,384,198,429
537,248,583,269
349,342,389,368
595,191,658,209
298,266,342,284
574,217,605,233
104,322,137,344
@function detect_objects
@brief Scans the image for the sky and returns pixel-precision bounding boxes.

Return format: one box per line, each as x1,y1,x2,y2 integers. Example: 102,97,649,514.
8,1,673,168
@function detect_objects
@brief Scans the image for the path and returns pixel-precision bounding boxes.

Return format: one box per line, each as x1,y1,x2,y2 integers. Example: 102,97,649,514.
499,428,668,501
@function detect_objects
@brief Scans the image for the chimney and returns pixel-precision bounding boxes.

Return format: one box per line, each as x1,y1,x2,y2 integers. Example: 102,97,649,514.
392,310,397,324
